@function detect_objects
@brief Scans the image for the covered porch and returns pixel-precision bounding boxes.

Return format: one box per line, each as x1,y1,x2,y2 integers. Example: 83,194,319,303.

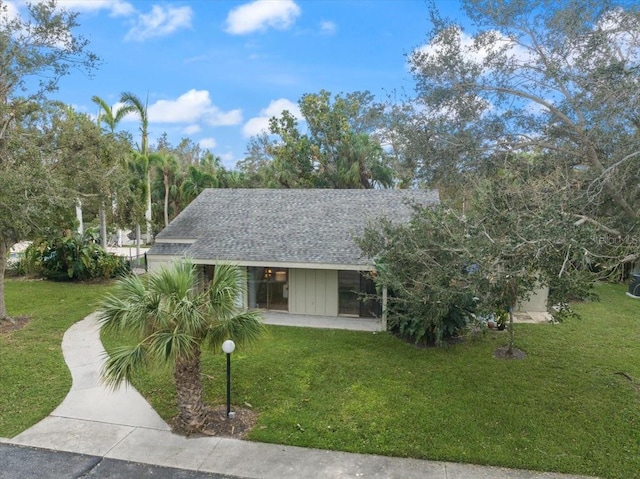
260,311,385,332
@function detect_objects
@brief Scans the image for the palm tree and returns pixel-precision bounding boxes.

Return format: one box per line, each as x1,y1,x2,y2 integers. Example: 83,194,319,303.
92,96,135,249
98,261,264,433
149,151,180,228
120,91,152,244
180,164,218,205
92,95,133,134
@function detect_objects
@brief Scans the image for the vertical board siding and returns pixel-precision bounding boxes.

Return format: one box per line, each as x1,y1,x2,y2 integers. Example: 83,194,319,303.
289,268,338,316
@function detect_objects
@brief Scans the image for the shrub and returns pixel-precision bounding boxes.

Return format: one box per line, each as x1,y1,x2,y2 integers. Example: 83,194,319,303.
386,285,475,346
22,232,129,281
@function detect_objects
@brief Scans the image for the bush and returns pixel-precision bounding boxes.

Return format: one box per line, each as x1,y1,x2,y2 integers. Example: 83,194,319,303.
386,286,475,346
22,232,129,281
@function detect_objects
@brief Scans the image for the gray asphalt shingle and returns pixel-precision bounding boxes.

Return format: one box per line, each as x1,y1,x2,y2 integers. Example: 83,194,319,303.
150,188,438,267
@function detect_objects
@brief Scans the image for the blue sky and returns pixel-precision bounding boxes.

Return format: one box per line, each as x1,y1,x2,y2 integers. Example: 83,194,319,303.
7,0,466,168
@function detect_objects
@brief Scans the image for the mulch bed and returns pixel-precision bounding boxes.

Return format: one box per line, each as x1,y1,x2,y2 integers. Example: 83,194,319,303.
0,316,30,335
493,346,527,360
170,405,259,438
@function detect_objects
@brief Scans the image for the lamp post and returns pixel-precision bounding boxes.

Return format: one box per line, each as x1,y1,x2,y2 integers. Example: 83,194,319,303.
222,339,236,419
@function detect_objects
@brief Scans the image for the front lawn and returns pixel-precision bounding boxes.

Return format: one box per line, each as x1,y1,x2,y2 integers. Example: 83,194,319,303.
2,279,638,479
103,283,639,479
0,279,111,437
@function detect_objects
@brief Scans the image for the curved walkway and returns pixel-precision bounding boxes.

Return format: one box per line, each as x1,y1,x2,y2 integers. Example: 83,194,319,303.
5,313,598,479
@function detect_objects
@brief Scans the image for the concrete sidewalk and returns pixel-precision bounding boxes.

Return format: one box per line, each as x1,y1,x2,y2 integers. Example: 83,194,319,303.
4,313,599,479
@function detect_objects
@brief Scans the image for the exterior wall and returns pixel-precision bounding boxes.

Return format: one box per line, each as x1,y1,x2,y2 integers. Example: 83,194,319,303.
146,256,177,273
516,284,549,313
289,268,339,316
145,260,386,322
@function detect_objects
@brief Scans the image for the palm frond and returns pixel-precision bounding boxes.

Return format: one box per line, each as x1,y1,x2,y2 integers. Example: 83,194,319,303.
91,95,114,129
99,260,265,393
98,274,154,338
172,297,209,337
114,104,136,124
147,331,200,363
149,260,198,300
119,91,146,119
206,310,265,350
100,343,148,390
207,263,247,317
145,260,209,335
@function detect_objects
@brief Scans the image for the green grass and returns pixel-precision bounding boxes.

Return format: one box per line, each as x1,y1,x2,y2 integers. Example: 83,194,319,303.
2,279,639,478
0,279,112,437
102,283,640,479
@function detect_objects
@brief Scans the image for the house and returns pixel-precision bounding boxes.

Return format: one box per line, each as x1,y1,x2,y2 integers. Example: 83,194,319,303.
147,188,439,330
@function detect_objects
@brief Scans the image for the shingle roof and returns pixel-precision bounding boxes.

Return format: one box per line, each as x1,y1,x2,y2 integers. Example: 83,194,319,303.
149,188,438,267
145,243,191,256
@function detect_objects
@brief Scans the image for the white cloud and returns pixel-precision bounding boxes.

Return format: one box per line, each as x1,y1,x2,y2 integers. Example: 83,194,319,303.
199,137,217,149
116,90,242,127
0,1,20,23
183,124,201,135
242,98,301,137
125,5,192,42
263,98,301,117
320,20,337,35
57,0,135,17
416,27,531,68
218,152,236,169
242,117,271,138
225,0,301,35
136,89,242,127
206,109,243,126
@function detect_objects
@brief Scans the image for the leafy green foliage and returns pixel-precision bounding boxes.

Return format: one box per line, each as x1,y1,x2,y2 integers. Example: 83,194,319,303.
146,137,233,232
98,260,264,432
239,90,395,189
0,0,98,319
400,0,640,271
23,232,129,281
103,283,640,479
360,156,601,345
362,210,476,345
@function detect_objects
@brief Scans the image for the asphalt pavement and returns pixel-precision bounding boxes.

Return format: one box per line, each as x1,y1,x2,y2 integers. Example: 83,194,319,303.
0,443,233,479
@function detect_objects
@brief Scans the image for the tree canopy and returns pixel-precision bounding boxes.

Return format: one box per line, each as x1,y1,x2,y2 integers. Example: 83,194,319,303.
239,90,395,189
397,0,639,267
358,0,640,344
0,1,98,320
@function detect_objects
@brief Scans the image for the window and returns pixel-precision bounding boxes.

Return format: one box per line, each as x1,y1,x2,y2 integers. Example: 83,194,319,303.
248,267,288,311
338,271,381,318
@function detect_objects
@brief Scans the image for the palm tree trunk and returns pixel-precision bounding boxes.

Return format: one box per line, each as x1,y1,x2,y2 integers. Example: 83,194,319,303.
76,200,83,235
146,171,153,244
163,171,170,227
173,347,209,432
135,224,141,266
99,203,107,250
507,307,514,355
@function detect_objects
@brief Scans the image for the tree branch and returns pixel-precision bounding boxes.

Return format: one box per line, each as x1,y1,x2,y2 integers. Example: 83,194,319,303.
573,215,621,236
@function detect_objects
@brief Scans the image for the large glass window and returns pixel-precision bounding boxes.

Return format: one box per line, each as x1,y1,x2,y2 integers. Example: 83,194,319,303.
338,271,360,316
338,271,381,318
248,267,288,311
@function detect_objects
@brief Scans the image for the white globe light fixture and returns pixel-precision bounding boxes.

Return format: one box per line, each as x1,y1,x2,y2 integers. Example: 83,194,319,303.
222,339,236,418
222,339,236,354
